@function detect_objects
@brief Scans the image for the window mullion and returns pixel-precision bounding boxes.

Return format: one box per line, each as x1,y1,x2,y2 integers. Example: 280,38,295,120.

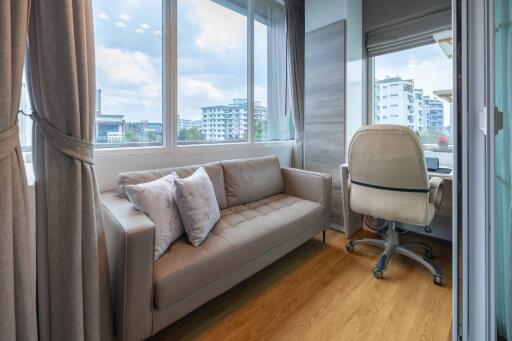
248,0,255,144
168,0,177,152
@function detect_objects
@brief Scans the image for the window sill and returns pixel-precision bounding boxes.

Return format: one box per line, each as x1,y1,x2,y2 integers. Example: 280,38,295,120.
173,140,294,154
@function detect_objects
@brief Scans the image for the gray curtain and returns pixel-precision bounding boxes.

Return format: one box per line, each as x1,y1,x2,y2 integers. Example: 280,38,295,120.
0,1,38,340
26,0,113,339
285,0,305,169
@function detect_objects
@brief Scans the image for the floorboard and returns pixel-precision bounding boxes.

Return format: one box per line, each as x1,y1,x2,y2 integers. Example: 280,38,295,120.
151,229,452,341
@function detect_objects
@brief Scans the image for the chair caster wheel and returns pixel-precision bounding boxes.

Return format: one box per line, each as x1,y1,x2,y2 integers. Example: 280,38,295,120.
433,275,443,286
373,268,384,279
425,250,436,259
346,241,355,253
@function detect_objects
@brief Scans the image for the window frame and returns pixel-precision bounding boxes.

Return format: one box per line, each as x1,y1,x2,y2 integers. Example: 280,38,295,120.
366,45,455,156
95,0,293,158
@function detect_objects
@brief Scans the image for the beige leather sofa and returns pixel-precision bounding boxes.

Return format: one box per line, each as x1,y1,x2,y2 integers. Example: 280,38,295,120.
101,156,332,341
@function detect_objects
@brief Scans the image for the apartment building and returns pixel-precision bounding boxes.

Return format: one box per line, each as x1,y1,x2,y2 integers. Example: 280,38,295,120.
201,98,267,141
374,77,444,133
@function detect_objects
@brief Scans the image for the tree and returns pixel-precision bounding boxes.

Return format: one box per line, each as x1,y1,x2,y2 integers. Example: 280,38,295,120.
178,128,188,142
124,129,140,142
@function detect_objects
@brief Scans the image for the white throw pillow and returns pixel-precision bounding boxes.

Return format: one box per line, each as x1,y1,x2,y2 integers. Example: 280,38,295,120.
173,167,220,246
125,173,184,260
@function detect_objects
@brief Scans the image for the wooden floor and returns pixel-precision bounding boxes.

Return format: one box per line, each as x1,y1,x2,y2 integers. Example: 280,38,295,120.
151,229,452,341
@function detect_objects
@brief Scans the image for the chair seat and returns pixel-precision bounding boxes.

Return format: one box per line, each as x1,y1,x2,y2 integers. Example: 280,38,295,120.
153,193,324,310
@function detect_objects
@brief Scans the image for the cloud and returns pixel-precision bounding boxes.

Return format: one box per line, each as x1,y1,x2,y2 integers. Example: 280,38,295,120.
180,78,223,99
114,22,126,28
135,28,145,34
96,45,162,121
188,0,246,51
97,12,109,20
119,14,131,21
139,23,151,30
153,30,162,36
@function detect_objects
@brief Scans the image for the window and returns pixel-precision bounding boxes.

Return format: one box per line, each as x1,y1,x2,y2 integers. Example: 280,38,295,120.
371,41,453,152
93,0,292,150
177,0,247,145
19,71,32,154
176,0,293,145
18,69,34,182
93,0,163,149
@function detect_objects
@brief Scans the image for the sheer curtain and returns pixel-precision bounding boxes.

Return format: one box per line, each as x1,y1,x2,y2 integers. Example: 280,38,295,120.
495,0,512,338
259,0,293,141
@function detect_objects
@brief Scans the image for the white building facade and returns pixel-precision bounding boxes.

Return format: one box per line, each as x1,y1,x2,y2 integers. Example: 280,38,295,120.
374,77,444,134
201,99,267,141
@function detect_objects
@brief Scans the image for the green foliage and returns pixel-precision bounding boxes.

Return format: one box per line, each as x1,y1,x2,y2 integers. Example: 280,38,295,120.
254,119,268,141
178,128,204,142
420,128,444,145
124,129,140,142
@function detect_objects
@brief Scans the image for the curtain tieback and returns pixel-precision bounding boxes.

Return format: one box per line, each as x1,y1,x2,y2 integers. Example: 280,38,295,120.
0,120,20,161
32,112,95,165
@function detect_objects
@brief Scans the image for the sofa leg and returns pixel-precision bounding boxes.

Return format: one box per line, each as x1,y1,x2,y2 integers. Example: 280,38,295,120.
322,230,326,244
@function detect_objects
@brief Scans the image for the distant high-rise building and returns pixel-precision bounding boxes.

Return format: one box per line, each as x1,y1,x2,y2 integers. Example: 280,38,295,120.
374,77,444,133
178,119,203,131
422,96,444,130
201,99,267,141
374,77,419,131
96,89,102,114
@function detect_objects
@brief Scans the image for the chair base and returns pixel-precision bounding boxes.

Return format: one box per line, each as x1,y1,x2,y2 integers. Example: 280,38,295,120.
346,221,444,286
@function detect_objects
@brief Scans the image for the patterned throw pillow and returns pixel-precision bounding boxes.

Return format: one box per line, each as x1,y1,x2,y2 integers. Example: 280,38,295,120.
125,173,184,260
173,167,221,246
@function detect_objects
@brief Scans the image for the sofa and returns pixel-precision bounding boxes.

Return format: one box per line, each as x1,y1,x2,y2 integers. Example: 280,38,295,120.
101,156,332,341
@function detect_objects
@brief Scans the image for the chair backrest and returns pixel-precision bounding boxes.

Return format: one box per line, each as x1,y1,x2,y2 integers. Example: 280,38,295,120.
348,125,432,226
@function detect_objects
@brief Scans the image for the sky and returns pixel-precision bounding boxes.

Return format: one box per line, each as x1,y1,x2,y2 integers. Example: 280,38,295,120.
93,0,453,125
93,0,268,122
374,43,453,127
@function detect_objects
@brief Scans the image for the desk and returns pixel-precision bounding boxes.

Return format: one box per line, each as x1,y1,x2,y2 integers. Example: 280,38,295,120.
340,163,453,241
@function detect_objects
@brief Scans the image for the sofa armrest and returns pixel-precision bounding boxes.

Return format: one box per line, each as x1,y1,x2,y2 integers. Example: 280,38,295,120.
281,167,332,229
102,191,155,341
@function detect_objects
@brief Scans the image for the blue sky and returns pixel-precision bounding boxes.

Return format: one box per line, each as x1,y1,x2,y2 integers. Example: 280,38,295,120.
93,0,268,122
93,0,452,125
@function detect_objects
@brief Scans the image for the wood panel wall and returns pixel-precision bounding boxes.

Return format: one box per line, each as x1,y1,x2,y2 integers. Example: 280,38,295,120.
305,20,346,227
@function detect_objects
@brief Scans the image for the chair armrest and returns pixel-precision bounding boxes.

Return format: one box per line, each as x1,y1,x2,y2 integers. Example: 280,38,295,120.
429,176,444,210
281,167,332,229
101,191,155,341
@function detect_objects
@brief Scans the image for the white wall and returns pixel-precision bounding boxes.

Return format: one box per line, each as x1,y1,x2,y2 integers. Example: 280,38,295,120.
305,0,364,161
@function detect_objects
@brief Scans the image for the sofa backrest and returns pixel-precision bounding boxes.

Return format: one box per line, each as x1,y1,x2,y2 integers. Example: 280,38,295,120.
116,162,228,209
221,155,284,207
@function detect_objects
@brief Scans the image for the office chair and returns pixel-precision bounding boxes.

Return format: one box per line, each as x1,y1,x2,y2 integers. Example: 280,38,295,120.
345,125,445,285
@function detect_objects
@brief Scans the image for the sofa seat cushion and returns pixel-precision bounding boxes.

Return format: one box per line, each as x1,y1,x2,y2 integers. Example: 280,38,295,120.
153,193,324,310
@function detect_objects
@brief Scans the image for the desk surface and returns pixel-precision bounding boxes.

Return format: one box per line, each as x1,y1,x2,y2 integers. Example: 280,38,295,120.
429,169,453,180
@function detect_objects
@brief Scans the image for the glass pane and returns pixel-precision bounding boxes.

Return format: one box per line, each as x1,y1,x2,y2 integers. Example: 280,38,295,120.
177,0,247,145
19,71,32,153
373,42,453,152
253,0,293,142
494,0,512,338
93,0,163,148
19,69,34,182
